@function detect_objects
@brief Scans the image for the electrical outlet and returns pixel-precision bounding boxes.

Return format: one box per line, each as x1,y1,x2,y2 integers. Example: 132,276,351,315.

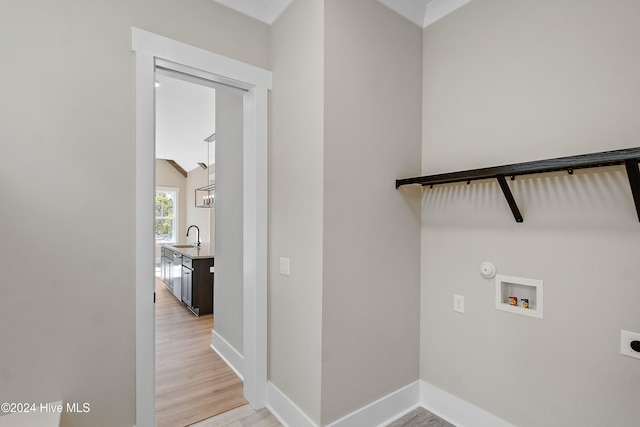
453,294,464,314
279,257,290,276
620,330,640,360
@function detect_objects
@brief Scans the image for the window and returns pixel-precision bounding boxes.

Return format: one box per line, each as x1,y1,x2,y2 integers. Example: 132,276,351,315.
155,187,178,244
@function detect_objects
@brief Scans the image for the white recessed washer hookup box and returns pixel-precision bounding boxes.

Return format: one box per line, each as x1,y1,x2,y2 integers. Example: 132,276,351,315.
495,275,543,319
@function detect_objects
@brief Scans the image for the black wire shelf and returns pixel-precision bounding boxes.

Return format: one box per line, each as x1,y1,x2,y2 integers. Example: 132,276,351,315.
395,147,640,223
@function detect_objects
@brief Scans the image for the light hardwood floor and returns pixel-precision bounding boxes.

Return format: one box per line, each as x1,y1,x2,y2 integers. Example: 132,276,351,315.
387,408,455,427
193,405,454,427
155,276,247,427
192,404,281,427
154,274,453,427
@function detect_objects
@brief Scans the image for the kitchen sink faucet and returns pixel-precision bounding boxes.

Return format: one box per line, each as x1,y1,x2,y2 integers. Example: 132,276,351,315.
186,225,201,247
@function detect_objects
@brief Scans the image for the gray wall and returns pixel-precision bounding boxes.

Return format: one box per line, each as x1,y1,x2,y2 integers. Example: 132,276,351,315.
270,0,325,422
321,0,422,424
420,1,640,426
214,89,245,354
186,165,213,245
270,2,421,424
0,1,269,426
7,0,637,425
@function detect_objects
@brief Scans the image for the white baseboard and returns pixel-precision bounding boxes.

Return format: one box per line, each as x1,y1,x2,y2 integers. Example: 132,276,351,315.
327,381,420,427
211,330,244,380
420,381,513,427
266,382,318,427
266,379,511,427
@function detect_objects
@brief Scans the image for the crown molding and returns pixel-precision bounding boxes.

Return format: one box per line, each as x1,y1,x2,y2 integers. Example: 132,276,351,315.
212,0,292,25
423,0,472,27
213,0,471,28
378,0,472,28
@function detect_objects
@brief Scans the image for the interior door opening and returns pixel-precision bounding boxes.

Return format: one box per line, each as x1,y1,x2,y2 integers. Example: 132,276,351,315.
133,28,271,426
154,66,248,426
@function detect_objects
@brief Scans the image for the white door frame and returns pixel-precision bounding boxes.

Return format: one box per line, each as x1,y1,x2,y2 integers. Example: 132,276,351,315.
132,27,271,427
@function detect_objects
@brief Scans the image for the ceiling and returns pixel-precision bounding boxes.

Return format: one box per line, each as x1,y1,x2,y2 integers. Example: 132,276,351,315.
212,0,472,27
155,72,216,173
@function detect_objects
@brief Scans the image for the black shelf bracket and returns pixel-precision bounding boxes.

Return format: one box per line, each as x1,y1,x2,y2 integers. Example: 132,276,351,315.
396,147,640,223
624,159,640,221
496,175,523,223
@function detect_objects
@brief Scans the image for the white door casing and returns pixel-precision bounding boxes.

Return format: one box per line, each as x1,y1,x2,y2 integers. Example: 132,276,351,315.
132,27,270,427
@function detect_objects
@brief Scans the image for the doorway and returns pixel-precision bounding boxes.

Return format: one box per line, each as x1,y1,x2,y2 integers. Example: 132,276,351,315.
132,28,271,426
154,68,247,425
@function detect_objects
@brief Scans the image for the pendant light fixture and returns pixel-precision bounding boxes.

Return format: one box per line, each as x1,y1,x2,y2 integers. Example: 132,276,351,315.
195,133,215,208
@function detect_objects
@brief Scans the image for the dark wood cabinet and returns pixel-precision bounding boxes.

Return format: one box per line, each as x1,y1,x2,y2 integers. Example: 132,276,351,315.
161,245,214,316
181,255,214,316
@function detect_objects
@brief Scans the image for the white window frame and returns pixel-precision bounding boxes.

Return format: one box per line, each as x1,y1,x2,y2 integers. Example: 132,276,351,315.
155,186,179,245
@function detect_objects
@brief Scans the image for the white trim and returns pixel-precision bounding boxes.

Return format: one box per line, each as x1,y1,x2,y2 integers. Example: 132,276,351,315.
211,330,244,380
266,382,318,427
132,27,271,425
241,70,270,408
376,0,472,29
134,48,156,427
266,380,511,427
131,29,271,89
155,186,179,245
327,381,421,427
423,0,472,27
420,381,513,427
212,0,292,25
377,0,428,27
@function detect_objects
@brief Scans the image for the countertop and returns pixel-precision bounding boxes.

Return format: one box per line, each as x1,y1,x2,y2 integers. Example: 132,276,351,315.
163,243,214,259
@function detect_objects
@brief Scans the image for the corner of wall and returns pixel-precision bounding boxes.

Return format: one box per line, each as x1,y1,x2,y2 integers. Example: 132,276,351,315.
420,381,512,427
211,330,244,380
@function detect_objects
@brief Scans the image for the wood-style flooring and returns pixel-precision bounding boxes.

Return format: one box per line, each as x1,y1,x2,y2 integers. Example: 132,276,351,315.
155,276,247,427
194,404,454,427
191,404,281,427
387,408,455,427
154,274,453,427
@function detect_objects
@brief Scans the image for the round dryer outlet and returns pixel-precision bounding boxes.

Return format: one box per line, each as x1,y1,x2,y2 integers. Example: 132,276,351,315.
479,262,497,279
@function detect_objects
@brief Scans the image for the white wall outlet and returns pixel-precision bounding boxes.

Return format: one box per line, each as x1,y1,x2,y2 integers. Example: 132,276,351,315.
620,330,640,360
279,257,290,276
453,294,464,313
